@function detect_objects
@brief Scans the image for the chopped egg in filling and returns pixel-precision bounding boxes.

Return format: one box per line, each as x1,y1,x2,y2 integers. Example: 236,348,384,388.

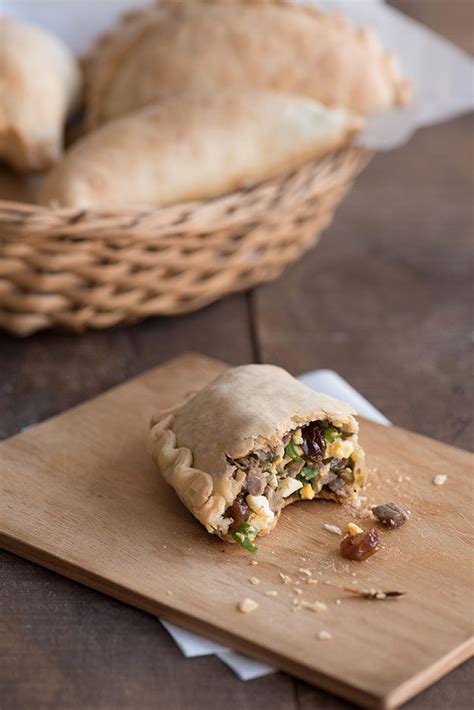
227,419,366,551
278,477,303,498
246,494,275,530
326,438,355,459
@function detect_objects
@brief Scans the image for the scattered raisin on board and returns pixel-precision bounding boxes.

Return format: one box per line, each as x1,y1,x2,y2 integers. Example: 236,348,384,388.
340,527,381,561
372,502,408,529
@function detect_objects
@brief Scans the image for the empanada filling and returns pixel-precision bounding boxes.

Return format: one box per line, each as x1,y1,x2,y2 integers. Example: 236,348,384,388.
226,420,363,550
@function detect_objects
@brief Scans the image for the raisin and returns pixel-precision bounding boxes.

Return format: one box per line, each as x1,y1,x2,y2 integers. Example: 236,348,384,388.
227,497,250,532
372,502,408,529
340,527,381,561
301,421,326,463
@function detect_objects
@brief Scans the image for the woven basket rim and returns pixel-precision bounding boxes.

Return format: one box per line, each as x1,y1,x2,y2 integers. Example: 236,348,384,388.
0,145,373,336
0,146,373,222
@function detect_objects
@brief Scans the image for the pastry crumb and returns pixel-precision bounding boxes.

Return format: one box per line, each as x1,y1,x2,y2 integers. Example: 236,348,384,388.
238,598,259,613
249,576,260,585
352,495,367,510
264,590,278,597
249,560,258,566
299,600,328,613
346,522,363,536
433,474,448,486
307,578,319,585
299,568,312,576
293,588,303,595
324,524,342,535
317,630,332,640
166,590,173,596
335,599,342,605
279,573,292,584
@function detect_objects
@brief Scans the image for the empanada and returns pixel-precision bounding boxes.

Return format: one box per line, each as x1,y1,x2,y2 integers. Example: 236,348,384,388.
38,89,362,208
148,365,367,550
84,0,411,128
0,17,81,172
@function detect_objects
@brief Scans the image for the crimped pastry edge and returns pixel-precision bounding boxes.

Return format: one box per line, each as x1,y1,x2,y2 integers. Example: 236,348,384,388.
148,412,238,537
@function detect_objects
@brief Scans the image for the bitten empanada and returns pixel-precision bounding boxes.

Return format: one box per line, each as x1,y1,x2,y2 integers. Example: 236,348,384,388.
148,365,367,550
84,0,411,128
38,89,362,209
0,17,81,172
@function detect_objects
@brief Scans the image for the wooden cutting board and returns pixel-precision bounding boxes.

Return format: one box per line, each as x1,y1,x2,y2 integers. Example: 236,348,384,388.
1,353,472,709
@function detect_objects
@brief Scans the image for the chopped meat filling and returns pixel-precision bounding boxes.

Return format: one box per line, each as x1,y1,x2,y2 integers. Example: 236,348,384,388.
225,420,362,546
371,502,408,529
245,457,267,496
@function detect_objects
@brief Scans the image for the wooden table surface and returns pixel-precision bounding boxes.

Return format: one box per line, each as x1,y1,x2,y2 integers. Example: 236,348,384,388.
1,2,472,708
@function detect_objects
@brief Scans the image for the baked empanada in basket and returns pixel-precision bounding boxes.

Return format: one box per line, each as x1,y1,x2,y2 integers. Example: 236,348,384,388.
0,17,81,172
148,365,367,551
38,89,362,208
84,0,411,128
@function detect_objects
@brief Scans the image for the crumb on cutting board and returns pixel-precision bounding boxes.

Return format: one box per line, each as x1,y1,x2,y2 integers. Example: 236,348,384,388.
249,576,260,585
346,522,364,535
433,474,448,486
238,598,259,613
324,524,343,535
317,630,332,640
279,573,292,584
299,600,328,613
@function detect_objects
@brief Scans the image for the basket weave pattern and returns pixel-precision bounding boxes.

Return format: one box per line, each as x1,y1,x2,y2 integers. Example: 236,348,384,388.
0,147,371,335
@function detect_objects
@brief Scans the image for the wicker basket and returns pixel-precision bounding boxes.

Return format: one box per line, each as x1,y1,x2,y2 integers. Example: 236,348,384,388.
0,147,371,336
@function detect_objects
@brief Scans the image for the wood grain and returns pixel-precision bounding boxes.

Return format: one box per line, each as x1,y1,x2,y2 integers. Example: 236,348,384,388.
1,353,472,709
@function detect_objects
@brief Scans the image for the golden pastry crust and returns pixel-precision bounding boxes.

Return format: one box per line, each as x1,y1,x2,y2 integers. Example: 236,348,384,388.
148,365,366,540
149,413,245,535
83,0,412,128
38,89,362,208
0,17,81,173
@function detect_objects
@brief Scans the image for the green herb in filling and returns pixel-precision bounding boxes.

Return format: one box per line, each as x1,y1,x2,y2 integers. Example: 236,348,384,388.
232,522,258,553
323,425,341,443
300,465,316,480
285,441,302,461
